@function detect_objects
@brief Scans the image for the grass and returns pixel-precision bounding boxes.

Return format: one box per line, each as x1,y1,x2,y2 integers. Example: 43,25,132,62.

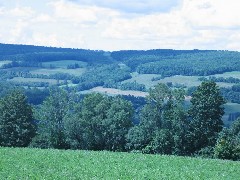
82,86,148,97
0,147,239,179
8,77,62,85
213,71,240,79
30,67,86,76
122,73,235,89
122,73,162,89
0,60,12,67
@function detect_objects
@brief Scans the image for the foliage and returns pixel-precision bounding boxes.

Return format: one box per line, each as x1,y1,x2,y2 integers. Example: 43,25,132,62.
127,83,189,155
189,81,225,153
66,93,134,151
137,51,240,76
76,64,131,90
214,118,240,160
221,84,240,104
33,88,77,149
0,90,36,147
0,43,111,64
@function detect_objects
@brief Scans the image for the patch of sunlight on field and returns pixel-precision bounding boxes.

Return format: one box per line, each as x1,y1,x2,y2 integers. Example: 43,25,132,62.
81,86,148,97
0,60,12,67
122,73,163,89
30,68,86,76
212,71,240,79
122,73,201,88
123,73,235,89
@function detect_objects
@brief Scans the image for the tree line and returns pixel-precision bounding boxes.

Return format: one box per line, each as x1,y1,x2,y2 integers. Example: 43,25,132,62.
0,81,239,160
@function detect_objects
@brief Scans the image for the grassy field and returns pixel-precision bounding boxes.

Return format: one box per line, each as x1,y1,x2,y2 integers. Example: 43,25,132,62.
8,77,62,85
0,147,239,179
122,73,162,89
30,67,86,76
122,73,235,89
0,60,12,67
83,86,148,97
213,71,240,79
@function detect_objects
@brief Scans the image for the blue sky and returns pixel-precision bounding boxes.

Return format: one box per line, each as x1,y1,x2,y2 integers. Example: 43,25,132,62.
0,0,239,51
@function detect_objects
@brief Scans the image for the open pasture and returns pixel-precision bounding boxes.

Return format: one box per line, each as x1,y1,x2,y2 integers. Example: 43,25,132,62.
122,73,163,89
212,71,240,79
122,73,235,89
84,86,148,97
30,68,86,76
0,147,239,179
0,60,12,67
8,77,61,85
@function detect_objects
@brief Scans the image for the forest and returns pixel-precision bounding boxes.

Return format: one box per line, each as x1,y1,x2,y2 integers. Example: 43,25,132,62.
0,82,239,160
0,43,240,161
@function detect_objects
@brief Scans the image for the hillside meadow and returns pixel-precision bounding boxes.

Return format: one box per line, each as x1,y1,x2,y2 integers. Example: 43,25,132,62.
0,147,239,179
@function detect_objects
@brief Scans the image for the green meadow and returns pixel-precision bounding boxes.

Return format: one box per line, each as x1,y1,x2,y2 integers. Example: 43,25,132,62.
0,147,239,179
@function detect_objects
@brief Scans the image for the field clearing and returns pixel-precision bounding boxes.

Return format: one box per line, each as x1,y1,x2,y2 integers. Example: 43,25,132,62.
30,68,86,76
122,73,202,89
0,60,12,67
122,73,164,89
2,67,37,72
212,71,240,79
123,73,235,89
224,102,240,113
82,86,148,97
0,147,239,179
8,77,62,85
42,60,87,68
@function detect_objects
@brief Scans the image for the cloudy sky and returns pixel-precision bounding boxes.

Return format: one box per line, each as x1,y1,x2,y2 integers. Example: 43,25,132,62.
0,0,239,51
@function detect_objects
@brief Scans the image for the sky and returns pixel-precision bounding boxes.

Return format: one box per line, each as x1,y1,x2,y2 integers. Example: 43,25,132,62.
0,0,239,51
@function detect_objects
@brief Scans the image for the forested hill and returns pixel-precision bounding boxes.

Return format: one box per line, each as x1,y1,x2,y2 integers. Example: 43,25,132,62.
0,43,112,64
0,43,214,64
1,43,240,79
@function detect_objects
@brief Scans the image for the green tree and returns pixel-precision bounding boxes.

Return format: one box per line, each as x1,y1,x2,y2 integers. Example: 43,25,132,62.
214,118,240,160
0,90,36,147
103,97,134,151
126,83,188,155
77,93,109,150
33,88,75,149
189,81,225,153
72,93,134,151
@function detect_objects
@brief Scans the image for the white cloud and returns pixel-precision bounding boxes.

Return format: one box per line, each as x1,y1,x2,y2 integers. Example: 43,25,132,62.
34,14,55,23
69,0,182,14
182,0,240,28
49,0,119,24
0,0,240,51
9,7,35,19
10,20,29,38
